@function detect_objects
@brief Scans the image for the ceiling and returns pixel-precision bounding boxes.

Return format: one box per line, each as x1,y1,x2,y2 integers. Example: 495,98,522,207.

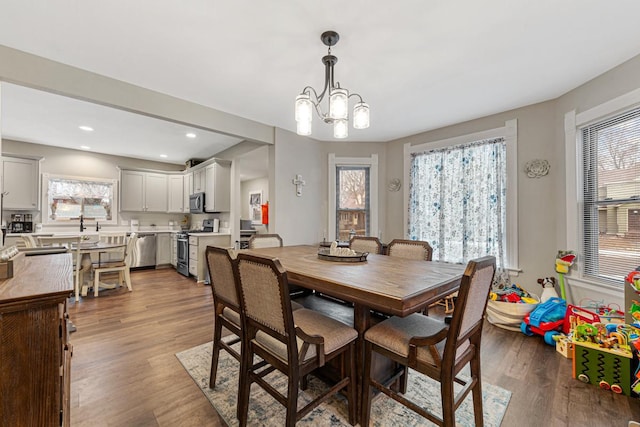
1,0,640,165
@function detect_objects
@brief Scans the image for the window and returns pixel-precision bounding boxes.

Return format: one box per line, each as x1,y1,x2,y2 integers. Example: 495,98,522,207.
581,107,640,285
43,174,118,224
336,166,370,241
404,120,518,269
328,154,378,242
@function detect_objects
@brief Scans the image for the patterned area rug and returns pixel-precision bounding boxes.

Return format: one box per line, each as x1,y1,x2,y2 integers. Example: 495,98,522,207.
176,340,511,426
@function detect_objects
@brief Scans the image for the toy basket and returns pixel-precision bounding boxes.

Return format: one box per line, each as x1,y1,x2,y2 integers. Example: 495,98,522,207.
486,294,540,331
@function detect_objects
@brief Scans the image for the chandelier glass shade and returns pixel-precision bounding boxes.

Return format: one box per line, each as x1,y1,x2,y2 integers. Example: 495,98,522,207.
295,31,370,139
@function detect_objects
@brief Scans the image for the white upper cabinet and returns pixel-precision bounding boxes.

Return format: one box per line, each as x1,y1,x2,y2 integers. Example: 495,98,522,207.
167,174,184,213
183,172,193,211
120,170,168,212
204,161,231,212
192,168,205,193
1,156,39,210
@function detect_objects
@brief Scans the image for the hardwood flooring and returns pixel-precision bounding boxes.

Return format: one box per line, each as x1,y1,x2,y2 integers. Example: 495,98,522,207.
68,268,640,426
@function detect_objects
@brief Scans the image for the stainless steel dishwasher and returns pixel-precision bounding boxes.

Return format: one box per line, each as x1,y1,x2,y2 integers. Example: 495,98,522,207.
130,233,157,269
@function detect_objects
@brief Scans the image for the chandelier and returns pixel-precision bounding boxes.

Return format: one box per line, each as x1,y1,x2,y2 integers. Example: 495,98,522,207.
294,31,370,139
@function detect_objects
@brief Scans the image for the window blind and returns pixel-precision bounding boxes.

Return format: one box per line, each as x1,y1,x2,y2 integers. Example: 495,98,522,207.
582,106,640,285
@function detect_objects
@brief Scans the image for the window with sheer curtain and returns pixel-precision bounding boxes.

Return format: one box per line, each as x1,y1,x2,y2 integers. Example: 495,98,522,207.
43,174,117,224
581,107,640,285
408,137,507,267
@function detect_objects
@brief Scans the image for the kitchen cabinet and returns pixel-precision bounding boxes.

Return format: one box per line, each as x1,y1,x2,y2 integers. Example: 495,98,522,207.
0,253,73,426
167,174,184,213
188,234,231,282
192,168,206,193
156,233,172,266
1,156,39,210
204,161,231,212
183,172,193,210
120,170,168,212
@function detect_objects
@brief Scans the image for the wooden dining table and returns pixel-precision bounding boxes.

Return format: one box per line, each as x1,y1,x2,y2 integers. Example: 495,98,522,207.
244,244,466,417
73,241,127,296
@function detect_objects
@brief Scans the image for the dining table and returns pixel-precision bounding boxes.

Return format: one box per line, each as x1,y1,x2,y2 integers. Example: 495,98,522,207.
243,244,466,418
73,241,127,297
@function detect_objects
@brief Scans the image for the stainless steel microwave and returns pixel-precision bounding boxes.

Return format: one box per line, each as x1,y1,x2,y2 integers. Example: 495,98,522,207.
189,192,205,213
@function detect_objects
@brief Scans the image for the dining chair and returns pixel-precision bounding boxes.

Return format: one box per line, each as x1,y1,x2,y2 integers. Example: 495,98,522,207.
97,231,128,264
349,236,383,254
385,239,454,314
234,253,358,426
386,238,433,261
248,233,283,249
205,245,242,389
248,234,309,297
92,233,137,297
361,255,496,427
36,235,84,301
205,246,304,391
21,234,38,248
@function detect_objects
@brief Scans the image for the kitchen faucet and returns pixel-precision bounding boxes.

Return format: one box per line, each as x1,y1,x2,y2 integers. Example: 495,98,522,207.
79,215,86,232
96,221,101,232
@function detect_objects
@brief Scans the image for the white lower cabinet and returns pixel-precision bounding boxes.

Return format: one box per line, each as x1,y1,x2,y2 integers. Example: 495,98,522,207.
188,234,231,282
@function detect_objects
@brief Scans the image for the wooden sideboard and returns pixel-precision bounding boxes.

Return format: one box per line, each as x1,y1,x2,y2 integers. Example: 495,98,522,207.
0,253,74,427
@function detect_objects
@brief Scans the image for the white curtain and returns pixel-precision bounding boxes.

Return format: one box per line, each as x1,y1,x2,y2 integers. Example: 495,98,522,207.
408,138,506,266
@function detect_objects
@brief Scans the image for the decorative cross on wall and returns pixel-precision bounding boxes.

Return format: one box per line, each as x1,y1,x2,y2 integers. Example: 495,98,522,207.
292,174,306,197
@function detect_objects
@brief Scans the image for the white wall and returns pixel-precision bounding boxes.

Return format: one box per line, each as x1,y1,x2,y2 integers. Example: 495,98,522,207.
384,52,640,308
240,177,269,220
270,128,323,245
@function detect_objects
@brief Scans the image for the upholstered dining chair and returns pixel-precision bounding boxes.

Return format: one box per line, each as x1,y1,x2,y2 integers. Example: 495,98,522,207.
205,246,242,389
234,253,358,427
247,233,283,249
92,233,137,297
205,246,304,390
36,236,83,301
361,256,496,427
349,236,383,254
386,238,433,261
248,233,308,297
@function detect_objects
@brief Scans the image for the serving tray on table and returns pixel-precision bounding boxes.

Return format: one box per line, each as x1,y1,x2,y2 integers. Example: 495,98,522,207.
317,248,368,263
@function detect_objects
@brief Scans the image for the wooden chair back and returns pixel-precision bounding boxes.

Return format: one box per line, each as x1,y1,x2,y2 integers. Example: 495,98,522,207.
205,246,239,309
349,236,382,254
235,253,295,347
99,232,128,262
248,233,283,249
387,239,433,261
441,256,496,369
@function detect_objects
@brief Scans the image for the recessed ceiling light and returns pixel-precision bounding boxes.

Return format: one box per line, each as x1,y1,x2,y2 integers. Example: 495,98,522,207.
160,154,168,158
186,132,197,138
80,145,91,150
79,125,94,132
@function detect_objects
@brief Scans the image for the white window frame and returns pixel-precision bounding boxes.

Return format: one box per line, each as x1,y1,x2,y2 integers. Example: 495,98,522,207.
42,173,119,225
403,119,519,271
328,153,378,241
564,88,640,293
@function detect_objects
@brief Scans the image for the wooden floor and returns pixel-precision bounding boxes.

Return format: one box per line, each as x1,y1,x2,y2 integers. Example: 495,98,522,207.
68,268,640,426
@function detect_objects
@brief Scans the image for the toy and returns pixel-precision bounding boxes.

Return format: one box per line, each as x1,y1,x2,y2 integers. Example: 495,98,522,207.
538,277,559,302
521,299,601,345
555,250,576,299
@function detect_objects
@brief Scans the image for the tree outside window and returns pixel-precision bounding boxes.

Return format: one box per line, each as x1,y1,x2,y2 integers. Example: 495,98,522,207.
336,167,370,241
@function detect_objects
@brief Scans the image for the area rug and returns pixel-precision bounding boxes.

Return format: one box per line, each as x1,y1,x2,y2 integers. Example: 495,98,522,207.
176,340,511,426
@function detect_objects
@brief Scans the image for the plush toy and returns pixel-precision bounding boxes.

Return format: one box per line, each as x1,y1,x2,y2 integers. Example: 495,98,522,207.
538,277,559,303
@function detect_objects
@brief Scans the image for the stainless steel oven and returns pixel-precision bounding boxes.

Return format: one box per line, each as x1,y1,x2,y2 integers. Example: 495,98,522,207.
176,232,189,276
